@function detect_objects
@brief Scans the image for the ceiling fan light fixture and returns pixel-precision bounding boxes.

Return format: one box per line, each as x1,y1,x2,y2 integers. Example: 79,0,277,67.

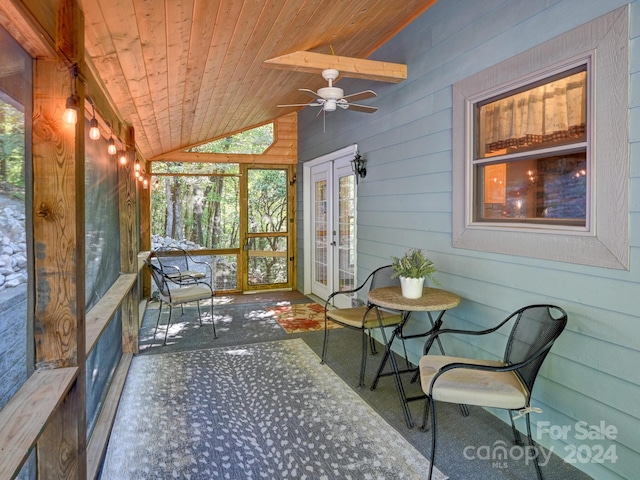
324,99,337,112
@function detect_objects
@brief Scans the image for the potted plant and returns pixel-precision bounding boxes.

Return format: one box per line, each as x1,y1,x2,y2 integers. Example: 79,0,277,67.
391,248,439,298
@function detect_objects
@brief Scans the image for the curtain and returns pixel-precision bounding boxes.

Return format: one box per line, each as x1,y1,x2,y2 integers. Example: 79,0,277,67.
481,71,586,155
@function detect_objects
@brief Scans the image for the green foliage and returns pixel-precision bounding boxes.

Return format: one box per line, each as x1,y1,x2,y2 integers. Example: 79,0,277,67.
150,167,288,253
0,101,26,199
188,123,274,154
391,248,439,284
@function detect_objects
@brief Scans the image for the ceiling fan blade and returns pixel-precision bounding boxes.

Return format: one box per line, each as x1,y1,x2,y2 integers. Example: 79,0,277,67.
277,102,322,108
346,103,378,113
342,90,377,102
299,88,323,99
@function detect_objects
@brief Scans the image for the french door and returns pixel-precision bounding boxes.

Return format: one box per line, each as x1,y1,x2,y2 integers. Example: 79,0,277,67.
307,147,357,308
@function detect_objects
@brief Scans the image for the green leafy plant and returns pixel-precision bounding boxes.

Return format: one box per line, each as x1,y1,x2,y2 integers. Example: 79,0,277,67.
391,248,439,285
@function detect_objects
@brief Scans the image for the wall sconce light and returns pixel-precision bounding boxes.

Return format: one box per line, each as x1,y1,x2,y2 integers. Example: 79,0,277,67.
118,150,128,165
351,153,367,182
63,64,79,126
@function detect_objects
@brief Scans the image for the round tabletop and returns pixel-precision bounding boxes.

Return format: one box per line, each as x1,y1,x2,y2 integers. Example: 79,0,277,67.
367,286,460,312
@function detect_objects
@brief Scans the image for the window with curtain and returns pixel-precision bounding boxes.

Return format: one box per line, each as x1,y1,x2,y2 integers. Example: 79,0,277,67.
473,66,588,227
452,7,628,270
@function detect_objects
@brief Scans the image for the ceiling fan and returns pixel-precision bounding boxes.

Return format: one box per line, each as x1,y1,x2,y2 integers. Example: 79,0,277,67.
278,68,377,114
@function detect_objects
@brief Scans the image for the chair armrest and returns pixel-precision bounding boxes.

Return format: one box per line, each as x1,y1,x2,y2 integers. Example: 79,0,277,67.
160,264,181,274
422,314,517,355
324,268,379,309
184,251,213,277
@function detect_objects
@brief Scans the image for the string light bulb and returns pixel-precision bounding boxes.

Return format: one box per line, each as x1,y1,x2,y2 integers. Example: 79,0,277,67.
119,150,127,165
63,96,78,125
63,64,78,126
134,159,141,172
107,136,116,155
89,117,100,140
143,177,149,189
88,98,100,140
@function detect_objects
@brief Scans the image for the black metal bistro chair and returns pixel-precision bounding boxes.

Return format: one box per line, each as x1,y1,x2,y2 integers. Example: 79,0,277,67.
322,265,404,387
145,260,217,345
418,304,568,480
153,246,213,286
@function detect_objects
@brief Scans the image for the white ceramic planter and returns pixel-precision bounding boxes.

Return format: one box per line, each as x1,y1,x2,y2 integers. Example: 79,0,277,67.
399,276,425,299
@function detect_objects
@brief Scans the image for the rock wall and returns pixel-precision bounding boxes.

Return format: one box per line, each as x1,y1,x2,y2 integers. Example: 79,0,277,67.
0,206,27,292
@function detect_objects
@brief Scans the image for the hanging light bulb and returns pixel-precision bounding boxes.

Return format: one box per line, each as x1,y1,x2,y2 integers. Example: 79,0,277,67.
63,95,78,125
89,117,100,140
119,150,127,165
143,177,149,189
63,64,78,126
107,136,116,155
134,159,141,172
87,97,100,140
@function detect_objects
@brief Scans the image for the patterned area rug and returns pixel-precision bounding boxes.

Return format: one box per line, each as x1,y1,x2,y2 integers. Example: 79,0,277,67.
100,339,447,479
267,302,342,333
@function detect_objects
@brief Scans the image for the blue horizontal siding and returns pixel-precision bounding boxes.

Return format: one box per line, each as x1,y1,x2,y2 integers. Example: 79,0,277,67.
298,1,639,478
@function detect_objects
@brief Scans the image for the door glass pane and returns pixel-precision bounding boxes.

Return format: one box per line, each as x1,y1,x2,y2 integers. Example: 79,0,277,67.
314,179,328,286
338,174,355,291
247,237,288,285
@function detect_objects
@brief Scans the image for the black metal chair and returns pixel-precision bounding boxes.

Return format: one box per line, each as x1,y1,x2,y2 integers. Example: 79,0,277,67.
145,260,217,345
418,304,568,480
321,265,404,387
153,246,213,286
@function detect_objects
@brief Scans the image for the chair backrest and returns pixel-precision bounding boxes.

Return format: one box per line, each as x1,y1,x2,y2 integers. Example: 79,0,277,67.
504,304,567,392
369,265,400,291
145,260,172,301
154,246,190,273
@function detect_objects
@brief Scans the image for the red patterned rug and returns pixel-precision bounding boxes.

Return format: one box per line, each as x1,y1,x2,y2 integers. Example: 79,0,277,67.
267,302,343,334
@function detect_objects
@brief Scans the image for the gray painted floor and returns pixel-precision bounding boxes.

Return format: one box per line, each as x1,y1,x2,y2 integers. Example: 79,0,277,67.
121,295,592,480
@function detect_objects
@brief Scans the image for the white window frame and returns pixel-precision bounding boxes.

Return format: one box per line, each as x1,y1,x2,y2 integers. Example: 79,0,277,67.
452,6,628,270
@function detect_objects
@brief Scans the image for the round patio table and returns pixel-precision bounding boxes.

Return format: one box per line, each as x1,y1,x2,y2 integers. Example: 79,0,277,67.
367,286,461,428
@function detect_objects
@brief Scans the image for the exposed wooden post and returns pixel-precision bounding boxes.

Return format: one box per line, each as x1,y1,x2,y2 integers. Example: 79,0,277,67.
32,0,87,477
119,126,139,353
139,157,152,300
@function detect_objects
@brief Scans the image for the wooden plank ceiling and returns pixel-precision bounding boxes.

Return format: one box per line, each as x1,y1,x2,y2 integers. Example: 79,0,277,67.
80,0,438,160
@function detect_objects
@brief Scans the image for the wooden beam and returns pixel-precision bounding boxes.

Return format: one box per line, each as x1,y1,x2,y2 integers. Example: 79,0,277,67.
153,152,297,165
85,273,137,356
0,0,56,58
263,51,407,83
119,126,140,354
86,354,132,480
32,1,87,477
0,368,78,480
